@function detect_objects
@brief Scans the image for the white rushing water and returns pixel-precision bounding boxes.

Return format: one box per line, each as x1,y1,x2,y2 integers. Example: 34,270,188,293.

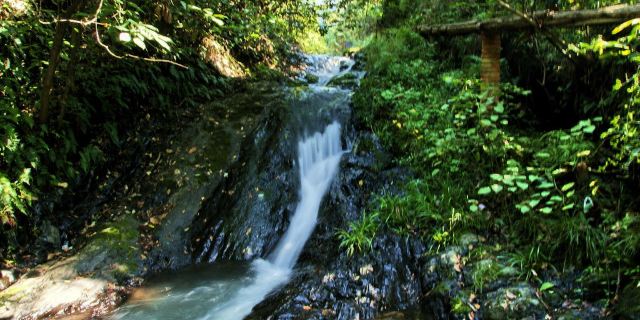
200,121,344,320
303,54,355,86
111,56,349,320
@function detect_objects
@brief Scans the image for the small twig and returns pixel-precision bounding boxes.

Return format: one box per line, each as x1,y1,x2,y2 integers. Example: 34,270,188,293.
497,0,539,27
69,0,188,69
39,17,108,27
497,0,577,64
94,22,188,69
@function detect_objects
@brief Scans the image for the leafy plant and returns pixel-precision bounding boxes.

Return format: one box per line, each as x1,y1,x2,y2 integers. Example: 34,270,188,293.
338,212,380,256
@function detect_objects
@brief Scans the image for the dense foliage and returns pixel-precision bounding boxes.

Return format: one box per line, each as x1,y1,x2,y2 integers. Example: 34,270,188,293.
340,0,640,314
0,0,319,259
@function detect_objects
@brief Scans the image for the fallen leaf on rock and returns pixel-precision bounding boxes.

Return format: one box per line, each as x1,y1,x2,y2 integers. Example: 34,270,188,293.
321,309,335,316
453,254,463,272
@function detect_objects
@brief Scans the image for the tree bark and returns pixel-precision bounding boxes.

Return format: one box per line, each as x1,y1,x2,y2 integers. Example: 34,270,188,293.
58,26,82,126
38,0,84,124
417,4,640,37
481,32,501,95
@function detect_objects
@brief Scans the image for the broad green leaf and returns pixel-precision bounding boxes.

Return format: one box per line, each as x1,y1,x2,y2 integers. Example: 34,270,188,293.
478,187,492,195
133,37,146,50
612,19,640,35
491,184,504,193
490,174,503,181
577,150,591,157
540,282,555,291
540,207,553,214
528,175,541,182
539,182,554,189
583,125,596,134
561,182,575,192
210,16,225,26
517,181,529,190
519,205,531,214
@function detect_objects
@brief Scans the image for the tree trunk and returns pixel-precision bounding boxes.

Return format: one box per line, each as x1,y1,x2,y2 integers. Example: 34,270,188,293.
58,26,82,126
481,32,501,96
418,4,640,36
39,0,84,124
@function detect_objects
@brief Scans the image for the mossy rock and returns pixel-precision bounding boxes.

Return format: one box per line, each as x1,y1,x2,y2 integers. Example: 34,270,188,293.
304,73,319,84
76,215,141,281
483,283,545,320
327,72,359,89
615,283,640,320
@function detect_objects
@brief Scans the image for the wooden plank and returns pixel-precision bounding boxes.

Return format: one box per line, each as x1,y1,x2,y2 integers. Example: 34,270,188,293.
417,4,640,36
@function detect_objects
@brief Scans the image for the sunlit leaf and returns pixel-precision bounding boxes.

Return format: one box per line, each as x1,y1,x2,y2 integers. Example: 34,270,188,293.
540,207,553,214
540,282,555,291
119,32,132,42
478,187,492,195
133,37,146,50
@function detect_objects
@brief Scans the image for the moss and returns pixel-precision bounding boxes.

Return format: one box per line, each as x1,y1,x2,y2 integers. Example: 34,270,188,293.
432,281,450,296
0,281,28,305
304,74,319,84
327,72,358,89
78,215,141,280
471,259,501,292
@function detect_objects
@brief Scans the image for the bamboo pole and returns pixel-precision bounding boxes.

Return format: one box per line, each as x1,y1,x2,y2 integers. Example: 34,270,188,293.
417,4,640,37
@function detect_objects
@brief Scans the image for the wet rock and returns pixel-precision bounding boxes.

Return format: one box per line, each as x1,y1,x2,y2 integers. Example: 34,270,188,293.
339,60,350,71
483,283,545,320
614,283,640,320
201,36,246,78
39,219,61,248
305,74,320,84
189,103,298,263
0,270,16,291
328,72,359,90
351,52,366,71
145,84,275,272
459,233,480,248
245,123,434,319
0,215,140,319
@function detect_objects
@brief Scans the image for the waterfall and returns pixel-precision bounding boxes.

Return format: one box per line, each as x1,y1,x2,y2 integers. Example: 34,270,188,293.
202,121,344,320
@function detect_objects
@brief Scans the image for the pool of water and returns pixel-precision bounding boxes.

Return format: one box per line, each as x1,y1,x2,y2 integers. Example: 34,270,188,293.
109,263,257,320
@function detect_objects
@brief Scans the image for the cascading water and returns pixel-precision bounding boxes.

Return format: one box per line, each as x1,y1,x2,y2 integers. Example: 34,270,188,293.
110,55,351,320
202,122,343,320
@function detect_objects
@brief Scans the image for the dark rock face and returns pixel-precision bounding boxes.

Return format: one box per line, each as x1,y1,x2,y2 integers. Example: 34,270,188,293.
189,105,299,263
145,83,281,272
187,82,355,265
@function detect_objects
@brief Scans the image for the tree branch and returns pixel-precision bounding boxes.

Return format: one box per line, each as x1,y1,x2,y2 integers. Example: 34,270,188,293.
418,4,640,36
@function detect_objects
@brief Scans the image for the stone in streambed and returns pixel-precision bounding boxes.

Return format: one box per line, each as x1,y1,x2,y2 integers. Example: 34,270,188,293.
327,72,359,90
483,283,545,320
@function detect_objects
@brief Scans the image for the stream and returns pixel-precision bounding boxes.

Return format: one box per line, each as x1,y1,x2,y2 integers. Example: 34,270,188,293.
109,55,355,320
